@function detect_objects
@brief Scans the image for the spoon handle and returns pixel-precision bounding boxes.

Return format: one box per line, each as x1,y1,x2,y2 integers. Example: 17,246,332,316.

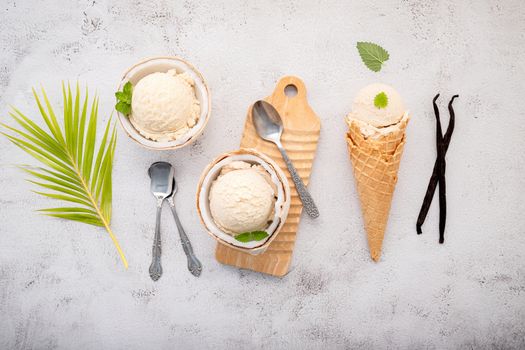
277,143,319,218
149,202,163,281
168,199,202,277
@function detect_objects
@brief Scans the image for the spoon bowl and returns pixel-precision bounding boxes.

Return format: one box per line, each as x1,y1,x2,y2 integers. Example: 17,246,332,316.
148,162,174,281
252,101,283,142
149,162,174,200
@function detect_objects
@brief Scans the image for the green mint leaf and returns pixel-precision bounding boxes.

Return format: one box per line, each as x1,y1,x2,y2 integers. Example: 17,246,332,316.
234,230,269,243
115,82,133,116
115,91,130,104
356,42,389,72
374,92,388,109
115,101,131,116
123,81,133,95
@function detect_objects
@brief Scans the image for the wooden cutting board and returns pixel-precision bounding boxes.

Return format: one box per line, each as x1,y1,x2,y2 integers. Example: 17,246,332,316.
215,76,321,276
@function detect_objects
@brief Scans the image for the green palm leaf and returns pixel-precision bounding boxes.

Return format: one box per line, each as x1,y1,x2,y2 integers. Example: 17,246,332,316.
1,84,128,269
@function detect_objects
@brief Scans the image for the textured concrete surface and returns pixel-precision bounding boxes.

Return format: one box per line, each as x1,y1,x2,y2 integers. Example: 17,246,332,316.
1,0,524,349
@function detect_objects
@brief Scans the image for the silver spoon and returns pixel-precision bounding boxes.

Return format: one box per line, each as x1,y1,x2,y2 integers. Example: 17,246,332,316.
252,100,319,218
166,177,202,277
148,162,174,281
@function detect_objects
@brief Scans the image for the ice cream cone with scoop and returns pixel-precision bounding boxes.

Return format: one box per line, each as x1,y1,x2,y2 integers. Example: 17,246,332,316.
345,83,409,261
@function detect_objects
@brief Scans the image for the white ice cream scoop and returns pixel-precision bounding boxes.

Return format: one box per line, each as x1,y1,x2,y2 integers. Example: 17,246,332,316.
349,83,405,127
131,70,200,142
209,164,275,234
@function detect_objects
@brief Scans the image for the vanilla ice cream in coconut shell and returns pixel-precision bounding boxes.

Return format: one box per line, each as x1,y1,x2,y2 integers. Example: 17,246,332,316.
196,149,291,255
209,160,277,235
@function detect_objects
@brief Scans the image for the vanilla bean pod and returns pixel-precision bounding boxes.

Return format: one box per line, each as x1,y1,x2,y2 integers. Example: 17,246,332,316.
416,94,445,234
436,97,446,244
416,94,458,243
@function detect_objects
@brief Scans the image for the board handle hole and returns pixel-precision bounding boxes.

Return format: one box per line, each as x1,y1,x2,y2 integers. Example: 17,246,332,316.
284,84,298,97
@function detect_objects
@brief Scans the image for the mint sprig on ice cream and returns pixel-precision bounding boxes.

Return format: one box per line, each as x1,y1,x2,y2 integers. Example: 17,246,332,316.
374,92,388,109
115,81,133,116
234,231,269,242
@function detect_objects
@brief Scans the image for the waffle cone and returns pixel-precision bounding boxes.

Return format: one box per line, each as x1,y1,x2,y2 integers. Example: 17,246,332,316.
346,115,409,261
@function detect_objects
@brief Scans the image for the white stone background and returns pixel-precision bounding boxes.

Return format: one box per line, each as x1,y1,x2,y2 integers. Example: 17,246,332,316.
1,0,524,349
